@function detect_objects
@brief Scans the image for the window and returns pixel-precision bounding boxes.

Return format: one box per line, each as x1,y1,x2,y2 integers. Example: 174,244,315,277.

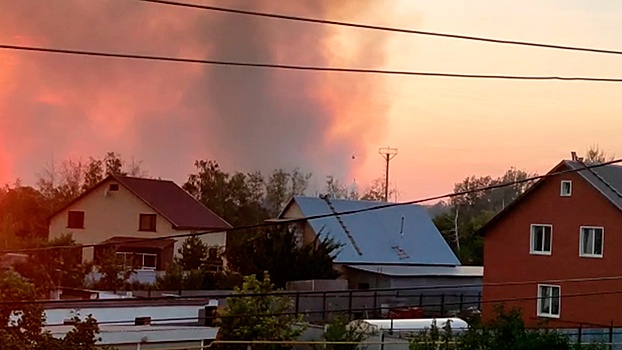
537,284,560,318
67,211,85,229
116,252,157,270
580,226,604,258
139,214,157,231
109,183,119,191
560,180,572,196
530,224,552,255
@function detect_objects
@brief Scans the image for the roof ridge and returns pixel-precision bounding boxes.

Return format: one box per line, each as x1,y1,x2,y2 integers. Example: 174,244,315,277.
114,175,175,183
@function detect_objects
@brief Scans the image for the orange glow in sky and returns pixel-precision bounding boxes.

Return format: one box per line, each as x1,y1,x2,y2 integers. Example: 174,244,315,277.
1,0,622,201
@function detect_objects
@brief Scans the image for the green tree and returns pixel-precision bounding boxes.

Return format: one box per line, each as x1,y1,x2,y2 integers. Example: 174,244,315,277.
93,248,135,291
176,236,209,271
217,273,305,350
14,234,89,293
226,226,342,288
265,168,311,217
104,152,127,176
360,178,396,202
0,271,103,349
434,168,537,265
323,315,371,350
81,157,104,191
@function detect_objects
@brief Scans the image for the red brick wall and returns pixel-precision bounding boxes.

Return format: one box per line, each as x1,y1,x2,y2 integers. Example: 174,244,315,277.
483,167,622,327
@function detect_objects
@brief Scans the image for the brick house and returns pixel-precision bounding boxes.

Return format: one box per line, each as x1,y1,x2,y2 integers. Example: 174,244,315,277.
481,158,622,327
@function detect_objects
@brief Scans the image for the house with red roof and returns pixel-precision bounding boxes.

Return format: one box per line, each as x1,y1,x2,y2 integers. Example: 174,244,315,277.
482,158,622,327
48,176,231,277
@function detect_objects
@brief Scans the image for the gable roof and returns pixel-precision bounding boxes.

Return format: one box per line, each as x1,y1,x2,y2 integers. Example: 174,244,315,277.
480,159,622,234
280,196,461,266
564,160,622,211
51,176,231,231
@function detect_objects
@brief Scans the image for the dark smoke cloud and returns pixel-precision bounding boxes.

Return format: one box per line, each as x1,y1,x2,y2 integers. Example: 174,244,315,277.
0,0,391,185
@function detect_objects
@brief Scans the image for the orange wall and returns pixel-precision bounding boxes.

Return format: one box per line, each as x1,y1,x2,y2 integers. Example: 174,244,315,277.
483,167,622,327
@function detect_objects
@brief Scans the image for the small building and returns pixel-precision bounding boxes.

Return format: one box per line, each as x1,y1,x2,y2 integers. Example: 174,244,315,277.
48,175,231,280
276,196,482,296
481,159,622,327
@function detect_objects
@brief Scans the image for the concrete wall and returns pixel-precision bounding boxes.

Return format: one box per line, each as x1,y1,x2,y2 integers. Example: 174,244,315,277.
49,177,226,264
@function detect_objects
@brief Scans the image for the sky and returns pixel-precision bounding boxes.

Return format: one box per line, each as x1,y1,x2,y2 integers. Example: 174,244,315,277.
1,0,621,201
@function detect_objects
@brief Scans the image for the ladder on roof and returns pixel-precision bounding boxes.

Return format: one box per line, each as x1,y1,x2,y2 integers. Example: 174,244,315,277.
322,196,363,256
392,245,410,260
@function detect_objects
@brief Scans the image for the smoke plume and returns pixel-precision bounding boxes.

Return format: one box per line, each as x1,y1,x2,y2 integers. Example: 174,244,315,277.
0,0,391,185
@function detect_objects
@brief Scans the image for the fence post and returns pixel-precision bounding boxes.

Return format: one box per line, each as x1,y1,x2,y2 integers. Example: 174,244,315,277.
380,332,385,350
609,321,614,350
419,293,423,307
295,292,300,317
322,292,327,320
577,324,582,346
477,291,482,310
373,291,378,317
440,294,445,315
348,291,353,320
459,294,464,311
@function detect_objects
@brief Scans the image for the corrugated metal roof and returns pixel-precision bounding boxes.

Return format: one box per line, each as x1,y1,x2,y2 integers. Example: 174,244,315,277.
286,196,460,266
564,160,622,211
346,264,483,277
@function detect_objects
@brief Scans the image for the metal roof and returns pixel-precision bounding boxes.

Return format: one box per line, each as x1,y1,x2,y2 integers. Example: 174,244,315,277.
115,176,232,230
564,160,622,211
345,264,483,277
284,196,460,266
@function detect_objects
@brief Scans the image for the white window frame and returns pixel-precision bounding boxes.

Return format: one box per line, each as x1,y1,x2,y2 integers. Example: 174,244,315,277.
530,224,553,255
579,226,604,258
116,252,158,271
537,284,561,318
560,180,572,196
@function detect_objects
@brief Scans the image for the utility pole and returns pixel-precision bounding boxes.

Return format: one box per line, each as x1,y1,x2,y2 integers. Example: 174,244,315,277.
378,147,398,202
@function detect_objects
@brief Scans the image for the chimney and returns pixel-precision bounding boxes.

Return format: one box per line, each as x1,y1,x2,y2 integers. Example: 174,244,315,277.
571,151,578,161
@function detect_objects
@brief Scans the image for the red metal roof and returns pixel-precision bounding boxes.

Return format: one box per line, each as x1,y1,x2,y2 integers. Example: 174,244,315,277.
114,176,231,231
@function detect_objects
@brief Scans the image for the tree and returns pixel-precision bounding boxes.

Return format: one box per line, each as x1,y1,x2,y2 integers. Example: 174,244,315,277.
323,315,371,350
93,248,135,291
360,178,395,202
265,168,311,217
14,234,89,293
81,157,104,192
176,236,209,271
0,271,103,349
226,226,342,288
584,145,614,165
324,176,348,199
217,273,305,350
104,152,126,176
434,168,537,265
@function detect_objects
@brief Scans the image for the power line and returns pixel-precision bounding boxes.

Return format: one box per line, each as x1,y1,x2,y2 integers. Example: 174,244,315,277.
2,44,622,82
137,0,622,57
2,158,621,254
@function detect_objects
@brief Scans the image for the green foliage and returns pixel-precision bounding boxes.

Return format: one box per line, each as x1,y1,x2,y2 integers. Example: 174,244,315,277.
0,271,104,350
434,168,537,265
93,248,135,291
584,145,614,165
226,226,342,288
14,234,90,293
176,236,209,270
408,306,606,350
217,273,306,350
323,315,371,350
156,261,244,291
